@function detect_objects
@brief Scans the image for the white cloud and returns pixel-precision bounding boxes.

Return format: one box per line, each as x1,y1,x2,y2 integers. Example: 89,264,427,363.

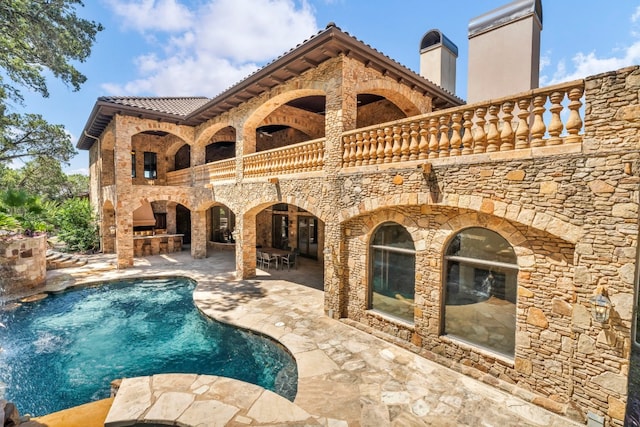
105,0,194,32
102,0,319,97
541,6,640,86
542,41,640,86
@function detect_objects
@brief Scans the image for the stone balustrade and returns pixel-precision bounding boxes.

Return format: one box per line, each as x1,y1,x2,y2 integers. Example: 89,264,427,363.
341,80,584,167
243,138,325,178
193,159,236,186
166,169,191,186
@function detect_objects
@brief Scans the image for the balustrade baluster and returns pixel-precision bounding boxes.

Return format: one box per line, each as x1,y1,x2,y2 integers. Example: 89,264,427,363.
342,136,350,167
547,91,564,145
391,126,401,162
473,107,487,154
368,130,378,164
428,118,439,159
409,122,419,160
314,141,322,169
438,115,451,157
355,132,364,166
500,101,515,151
318,141,325,167
349,135,357,166
486,105,500,152
400,124,410,161
384,127,393,163
418,121,429,159
362,132,371,165
515,98,531,149
449,113,462,156
530,95,547,147
461,110,474,155
565,87,583,143
376,129,385,164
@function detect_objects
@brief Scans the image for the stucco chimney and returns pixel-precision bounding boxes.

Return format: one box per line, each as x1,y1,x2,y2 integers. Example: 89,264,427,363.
419,29,458,95
466,0,543,103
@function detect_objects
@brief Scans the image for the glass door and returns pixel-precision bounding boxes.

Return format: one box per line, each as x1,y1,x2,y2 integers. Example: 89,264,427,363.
272,214,289,249
297,216,318,259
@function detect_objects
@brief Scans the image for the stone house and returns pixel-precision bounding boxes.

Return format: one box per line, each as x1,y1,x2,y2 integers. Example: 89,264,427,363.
78,3,639,426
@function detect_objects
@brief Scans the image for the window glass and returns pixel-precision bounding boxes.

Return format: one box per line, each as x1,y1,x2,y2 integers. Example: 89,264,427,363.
370,223,415,323
144,152,157,179
444,227,518,357
131,152,136,178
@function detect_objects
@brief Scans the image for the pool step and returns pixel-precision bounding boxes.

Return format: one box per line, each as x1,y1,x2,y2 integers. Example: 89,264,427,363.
46,250,89,270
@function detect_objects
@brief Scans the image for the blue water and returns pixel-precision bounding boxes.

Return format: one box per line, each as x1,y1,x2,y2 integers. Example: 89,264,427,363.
0,277,297,416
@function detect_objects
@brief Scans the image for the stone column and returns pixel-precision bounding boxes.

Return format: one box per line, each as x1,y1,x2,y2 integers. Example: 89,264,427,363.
190,209,207,259
321,57,358,317
236,213,256,279
113,116,134,268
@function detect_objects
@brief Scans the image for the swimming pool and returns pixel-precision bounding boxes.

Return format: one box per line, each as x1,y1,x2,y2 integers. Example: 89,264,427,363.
0,277,297,416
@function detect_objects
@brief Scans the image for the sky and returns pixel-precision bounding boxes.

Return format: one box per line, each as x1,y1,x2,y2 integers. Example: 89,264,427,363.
14,0,640,174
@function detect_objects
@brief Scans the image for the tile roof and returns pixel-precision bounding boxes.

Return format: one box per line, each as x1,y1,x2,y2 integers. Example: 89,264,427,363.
99,96,210,117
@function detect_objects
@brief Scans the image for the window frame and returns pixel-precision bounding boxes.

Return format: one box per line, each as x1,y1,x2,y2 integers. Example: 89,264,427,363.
143,151,158,180
442,227,519,357
368,222,416,324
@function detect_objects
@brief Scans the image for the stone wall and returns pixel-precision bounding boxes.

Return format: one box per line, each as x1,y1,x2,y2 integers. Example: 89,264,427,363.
0,235,47,296
86,59,639,425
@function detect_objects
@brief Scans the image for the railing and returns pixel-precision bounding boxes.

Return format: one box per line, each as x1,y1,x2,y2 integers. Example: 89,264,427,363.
244,138,325,178
166,169,191,186
341,80,584,167
193,159,236,186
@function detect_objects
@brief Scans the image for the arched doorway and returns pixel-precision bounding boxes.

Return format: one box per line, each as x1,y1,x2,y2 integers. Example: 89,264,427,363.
176,204,191,245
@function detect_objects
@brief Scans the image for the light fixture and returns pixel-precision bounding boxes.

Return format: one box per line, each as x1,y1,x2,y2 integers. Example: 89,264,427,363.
108,225,116,236
589,286,612,323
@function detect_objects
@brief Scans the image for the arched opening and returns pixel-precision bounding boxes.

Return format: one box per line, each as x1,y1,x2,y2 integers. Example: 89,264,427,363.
174,144,191,170
255,95,326,152
176,204,191,245
253,202,324,290
369,222,416,323
356,93,406,128
101,201,116,253
209,204,236,243
205,126,237,163
443,227,518,357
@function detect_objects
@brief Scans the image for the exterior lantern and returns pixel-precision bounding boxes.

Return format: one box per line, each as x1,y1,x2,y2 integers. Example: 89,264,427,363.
109,225,117,236
589,286,612,323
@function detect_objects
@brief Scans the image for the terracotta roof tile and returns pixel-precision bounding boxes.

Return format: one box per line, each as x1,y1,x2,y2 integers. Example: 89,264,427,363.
99,96,210,117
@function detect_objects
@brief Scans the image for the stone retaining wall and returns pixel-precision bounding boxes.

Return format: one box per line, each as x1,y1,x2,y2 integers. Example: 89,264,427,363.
0,235,47,296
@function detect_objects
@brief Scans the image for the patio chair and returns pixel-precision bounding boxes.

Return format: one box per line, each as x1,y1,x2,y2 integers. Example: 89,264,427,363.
281,252,297,270
256,251,264,268
261,251,278,270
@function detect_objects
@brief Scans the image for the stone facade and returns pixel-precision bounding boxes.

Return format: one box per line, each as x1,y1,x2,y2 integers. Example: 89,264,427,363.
79,24,639,426
0,235,47,295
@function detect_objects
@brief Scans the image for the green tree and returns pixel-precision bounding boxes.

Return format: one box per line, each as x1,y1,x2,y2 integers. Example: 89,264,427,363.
0,188,50,232
55,197,98,252
0,0,103,164
0,157,89,201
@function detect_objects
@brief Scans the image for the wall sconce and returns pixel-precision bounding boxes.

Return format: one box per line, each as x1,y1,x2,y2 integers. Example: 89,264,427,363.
589,286,612,323
268,177,279,184
108,225,117,236
419,162,432,175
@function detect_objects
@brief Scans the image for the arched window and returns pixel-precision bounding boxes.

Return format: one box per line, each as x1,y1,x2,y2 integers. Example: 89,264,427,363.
443,227,518,357
369,222,415,323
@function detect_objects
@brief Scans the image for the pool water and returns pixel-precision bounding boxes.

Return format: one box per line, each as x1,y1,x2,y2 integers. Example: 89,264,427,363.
0,277,297,416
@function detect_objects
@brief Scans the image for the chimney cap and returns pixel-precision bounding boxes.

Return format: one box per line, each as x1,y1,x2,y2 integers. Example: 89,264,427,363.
420,29,458,57
469,0,542,38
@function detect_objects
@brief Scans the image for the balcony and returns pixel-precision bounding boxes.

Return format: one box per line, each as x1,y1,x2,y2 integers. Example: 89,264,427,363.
165,79,584,188
342,80,584,167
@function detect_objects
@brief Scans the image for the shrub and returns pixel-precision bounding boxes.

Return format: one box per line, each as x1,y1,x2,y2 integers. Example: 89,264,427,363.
56,198,99,253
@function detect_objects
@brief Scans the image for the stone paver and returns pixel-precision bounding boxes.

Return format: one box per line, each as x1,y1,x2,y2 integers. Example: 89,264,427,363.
22,250,581,426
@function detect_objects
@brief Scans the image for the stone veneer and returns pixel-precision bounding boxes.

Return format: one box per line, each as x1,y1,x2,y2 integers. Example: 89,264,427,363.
85,60,640,426
0,235,47,295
